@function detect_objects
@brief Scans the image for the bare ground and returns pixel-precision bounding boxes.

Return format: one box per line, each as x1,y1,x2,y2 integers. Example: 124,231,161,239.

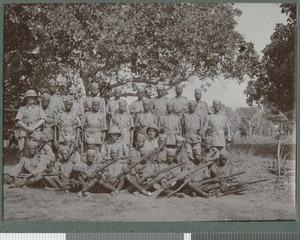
3,149,296,222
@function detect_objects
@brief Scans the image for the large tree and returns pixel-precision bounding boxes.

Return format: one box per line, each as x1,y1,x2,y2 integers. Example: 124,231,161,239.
245,3,296,120
4,4,259,103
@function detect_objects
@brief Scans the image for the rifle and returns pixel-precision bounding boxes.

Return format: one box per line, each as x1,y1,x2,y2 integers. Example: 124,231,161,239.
200,171,246,186
152,161,212,197
140,162,185,188
142,162,185,182
37,139,52,153
115,145,165,179
220,178,272,193
87,155,132,181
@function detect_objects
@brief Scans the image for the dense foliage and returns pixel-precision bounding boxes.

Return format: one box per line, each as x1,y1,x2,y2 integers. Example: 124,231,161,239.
4,3,259,109
245,3,296,121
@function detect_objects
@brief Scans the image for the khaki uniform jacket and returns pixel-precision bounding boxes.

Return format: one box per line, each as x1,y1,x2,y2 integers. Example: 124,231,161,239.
182,112,204,144
83,95,106,114
158,113,181,145
55,110,81,143
152,96,168,117
135,112,158,136
41,106,56,141
207,113,230,148
110,112,134,146
101,139,129,158
49,93,64,113
82,111,107,144
16,105,46,138
171,95,188,116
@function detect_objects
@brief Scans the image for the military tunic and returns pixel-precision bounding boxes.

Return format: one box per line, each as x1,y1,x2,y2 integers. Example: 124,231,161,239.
110,112,134,146
53,160,74,180
210,162,233,178
107,98,128,115
49,93,64,113
135,112,158,136
41,106,56,141
207,113,229,148
152,96,168,117
158,113,181,145
15,105,46,138
101,139,129,158
182,112,204,145
195,100,210,121
55,110,81,143
171,95,188,116
83,95,106,114
9,154,51,177
82,111,107,145
72,99,85,119
144,138,159,151
130,99,144,116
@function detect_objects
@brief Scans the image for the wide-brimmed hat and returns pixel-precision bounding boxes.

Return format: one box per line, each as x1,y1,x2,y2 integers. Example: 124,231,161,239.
146,124,159,137
25,90,38,98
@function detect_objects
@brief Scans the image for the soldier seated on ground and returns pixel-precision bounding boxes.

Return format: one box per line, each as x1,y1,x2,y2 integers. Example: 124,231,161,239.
144,124,159,151
31,132,55,163
44,145,79,192
4,141,52,188
203,137,220,164
101,126,129,158
209,150,233,179
57,136,81,165
98,146,128,196
181,147,210,198
75,149,104,197
123,147,153,196
175,136,191,163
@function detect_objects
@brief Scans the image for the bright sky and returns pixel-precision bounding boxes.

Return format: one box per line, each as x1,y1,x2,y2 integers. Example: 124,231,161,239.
178,3,288,110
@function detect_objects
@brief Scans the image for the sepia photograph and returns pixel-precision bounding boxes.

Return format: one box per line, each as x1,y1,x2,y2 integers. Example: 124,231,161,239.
3,3,296,221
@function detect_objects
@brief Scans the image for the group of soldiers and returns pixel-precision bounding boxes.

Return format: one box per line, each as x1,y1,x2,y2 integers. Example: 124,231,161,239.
5,80,237,198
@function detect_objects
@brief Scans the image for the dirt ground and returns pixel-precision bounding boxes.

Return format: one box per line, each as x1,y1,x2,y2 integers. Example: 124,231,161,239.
3,148,296,222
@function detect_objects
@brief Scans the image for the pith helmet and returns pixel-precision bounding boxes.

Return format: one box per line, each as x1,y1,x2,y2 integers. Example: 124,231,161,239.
146,124,159,137
108,126,121,137
25,90,38,98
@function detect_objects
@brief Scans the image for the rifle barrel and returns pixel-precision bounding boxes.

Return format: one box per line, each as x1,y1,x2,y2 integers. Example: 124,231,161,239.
142,162,185,181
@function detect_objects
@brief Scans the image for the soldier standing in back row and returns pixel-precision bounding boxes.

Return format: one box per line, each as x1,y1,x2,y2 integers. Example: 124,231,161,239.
207,100,231,151
107,87,126,118
182,100,205,149
171,84,188,117
152,84,168,118
110,100,134,148
15,90,46,153
130,87,145,121
81,97,107,152
194,88,211,125
69,86,84,119
135,98,158,137
158,100,181,147
83,82,106,114
48,79,64,113
40,93,56,147
54,96,81,148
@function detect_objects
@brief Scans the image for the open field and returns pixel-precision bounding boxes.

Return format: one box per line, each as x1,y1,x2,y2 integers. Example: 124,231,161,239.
3,141,296,222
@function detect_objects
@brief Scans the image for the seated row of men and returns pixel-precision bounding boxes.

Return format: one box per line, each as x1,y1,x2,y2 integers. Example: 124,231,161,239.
4,131,232,198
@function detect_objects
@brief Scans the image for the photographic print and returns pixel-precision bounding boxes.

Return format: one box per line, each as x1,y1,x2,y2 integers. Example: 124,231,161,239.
3,3,296,221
